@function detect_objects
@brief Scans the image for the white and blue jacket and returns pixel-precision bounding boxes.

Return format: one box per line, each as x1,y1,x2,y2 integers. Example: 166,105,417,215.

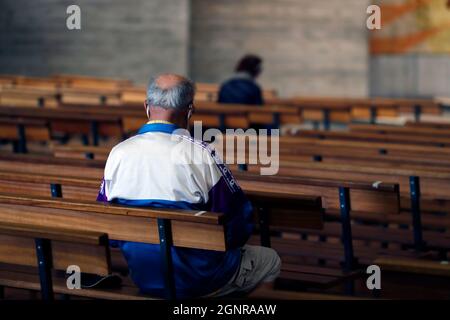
97,122,254,298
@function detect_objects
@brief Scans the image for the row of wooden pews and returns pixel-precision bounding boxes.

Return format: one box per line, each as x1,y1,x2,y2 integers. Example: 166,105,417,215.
1,73,450,299
0,152,378,300
1,74,445,140
40,125,450,296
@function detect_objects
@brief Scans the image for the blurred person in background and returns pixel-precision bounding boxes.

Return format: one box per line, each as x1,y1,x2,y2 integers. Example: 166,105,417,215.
218,54,264,106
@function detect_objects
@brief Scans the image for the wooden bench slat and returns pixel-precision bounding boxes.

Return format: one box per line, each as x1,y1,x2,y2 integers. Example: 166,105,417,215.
0,222,107,245
374,257,450,278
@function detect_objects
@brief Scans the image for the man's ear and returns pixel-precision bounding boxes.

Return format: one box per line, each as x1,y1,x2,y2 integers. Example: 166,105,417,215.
144,101,150,120
187,104,193,120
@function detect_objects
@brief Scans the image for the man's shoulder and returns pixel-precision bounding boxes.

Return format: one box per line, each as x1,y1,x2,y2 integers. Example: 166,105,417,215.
175,134,220,163
108,135,141,156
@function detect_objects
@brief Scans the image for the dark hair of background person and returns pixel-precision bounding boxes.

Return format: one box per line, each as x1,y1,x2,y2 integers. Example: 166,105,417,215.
235,55,262,78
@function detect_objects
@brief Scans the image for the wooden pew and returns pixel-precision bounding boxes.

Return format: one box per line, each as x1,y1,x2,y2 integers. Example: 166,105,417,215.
374,257,450,278
0,164,373,293
406,120,450,130
51,74,132,90
349,123,450,139
0,222,113,300
58,87,122,107
279,134,450,159
0,106,123,147
0,76,121,107
50,136,450,170
193,102,301,129
290,129,450,148
266,97,401,128
0,118,50,153
0,153,405,272
0,86,59,108
0,193,226,300
4,76,59,90
269,97,441,122
58,101,301,130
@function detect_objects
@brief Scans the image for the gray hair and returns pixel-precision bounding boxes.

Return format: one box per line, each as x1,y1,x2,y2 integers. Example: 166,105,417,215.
146,75,195,110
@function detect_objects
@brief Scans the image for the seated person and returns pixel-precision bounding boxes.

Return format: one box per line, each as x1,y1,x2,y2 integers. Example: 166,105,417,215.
97,74,280,298
218,54,264,105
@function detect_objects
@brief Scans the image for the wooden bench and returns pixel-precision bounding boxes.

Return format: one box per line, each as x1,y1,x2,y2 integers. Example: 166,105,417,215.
58,100,300,131
0,106,123,147
374,257,450,278
0,118,50,153
291,129,450,148
0,163,374,293
349,123,450,139
51,74,132,90
0,151,403,278
0,86,59,108
0,193,226,300
269,96,444,127
406,120,450,130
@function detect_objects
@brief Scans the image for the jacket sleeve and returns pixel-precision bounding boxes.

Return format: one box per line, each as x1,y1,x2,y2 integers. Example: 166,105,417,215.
203,149,254,249
96,178,108,203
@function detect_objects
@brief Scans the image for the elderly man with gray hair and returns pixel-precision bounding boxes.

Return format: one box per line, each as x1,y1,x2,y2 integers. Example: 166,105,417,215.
97,74,281,298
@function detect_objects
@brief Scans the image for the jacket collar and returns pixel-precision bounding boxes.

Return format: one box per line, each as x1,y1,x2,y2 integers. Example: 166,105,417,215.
137,122,179,135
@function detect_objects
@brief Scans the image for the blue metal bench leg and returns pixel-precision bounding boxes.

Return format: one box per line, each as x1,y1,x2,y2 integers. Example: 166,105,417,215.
35,238,54,300
50,183,63,198
16,124,28,154
409,176,425,251
370,106,377,125
258,207,271,248
414,105,422,123
157,218,176,300
91,121,99,146
323,109,331,131
339,187,356,295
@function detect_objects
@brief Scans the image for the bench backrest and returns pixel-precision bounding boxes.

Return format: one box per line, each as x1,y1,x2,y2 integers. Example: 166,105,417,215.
0,221,111,276
0,153,400,215
0,167,325,234
0,194,226,251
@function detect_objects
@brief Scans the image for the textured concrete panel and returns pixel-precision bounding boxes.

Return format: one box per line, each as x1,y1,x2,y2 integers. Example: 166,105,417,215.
0,0,190,83
370,55,450,98
190,0,369,97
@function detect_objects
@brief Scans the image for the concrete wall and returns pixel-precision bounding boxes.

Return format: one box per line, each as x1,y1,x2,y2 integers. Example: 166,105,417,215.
370,55,450,98
190,0,369,97
0,0,190,84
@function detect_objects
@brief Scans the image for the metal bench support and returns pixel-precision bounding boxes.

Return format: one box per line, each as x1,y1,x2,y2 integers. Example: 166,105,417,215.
258,206,271,248
323,109,331,131
409,176,424,251
157,218,176,300
50,183,63,198
16,124,28,154
35,238,54,300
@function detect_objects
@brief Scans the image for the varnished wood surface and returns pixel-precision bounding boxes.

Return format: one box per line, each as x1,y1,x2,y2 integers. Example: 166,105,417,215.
0,221,107,245
374,257,450,278
0,193,223,225
0,201,226,251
